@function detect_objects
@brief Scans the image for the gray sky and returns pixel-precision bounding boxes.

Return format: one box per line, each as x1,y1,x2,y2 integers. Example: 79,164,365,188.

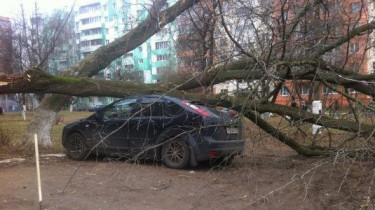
0,0,75,18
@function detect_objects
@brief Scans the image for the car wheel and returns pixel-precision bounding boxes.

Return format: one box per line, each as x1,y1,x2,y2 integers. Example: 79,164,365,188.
161,138,190,169
66,133,89,161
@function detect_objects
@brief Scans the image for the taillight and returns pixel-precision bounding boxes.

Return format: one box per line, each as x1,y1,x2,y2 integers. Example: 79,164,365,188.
181,100,211,117
209,151,219,157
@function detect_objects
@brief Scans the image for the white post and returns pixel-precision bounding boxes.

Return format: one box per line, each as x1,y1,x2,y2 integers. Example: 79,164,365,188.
22,105,26,121
34,134,43,209
312,100,322,134
70,104,73,112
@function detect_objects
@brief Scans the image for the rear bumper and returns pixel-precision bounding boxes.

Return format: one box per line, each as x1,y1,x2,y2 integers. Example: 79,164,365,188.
191,136,245,162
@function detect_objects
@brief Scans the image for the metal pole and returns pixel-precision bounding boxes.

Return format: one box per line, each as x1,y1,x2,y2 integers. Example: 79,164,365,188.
34,134,43,209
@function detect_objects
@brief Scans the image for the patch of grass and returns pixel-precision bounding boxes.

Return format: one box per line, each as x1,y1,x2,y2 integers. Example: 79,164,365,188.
0,111,92,154
0,126,13,146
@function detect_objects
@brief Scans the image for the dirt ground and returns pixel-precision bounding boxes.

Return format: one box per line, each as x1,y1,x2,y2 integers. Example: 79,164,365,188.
1,139,375,210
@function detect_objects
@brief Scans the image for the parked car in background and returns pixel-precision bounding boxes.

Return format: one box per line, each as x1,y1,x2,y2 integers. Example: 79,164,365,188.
62,95,244,169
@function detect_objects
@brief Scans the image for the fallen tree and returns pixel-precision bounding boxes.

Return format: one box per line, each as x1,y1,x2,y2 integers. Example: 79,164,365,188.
0,0,374,157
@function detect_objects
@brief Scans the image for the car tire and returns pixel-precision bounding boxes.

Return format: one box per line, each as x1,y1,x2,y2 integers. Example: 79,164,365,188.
66,133,89,161
161,138,190,169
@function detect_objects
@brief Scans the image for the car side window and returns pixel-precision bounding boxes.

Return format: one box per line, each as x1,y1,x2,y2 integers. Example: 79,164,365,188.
102,99,138,120
140,98,165,117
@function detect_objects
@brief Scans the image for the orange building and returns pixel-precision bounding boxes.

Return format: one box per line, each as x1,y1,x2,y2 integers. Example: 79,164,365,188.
273,0,373,108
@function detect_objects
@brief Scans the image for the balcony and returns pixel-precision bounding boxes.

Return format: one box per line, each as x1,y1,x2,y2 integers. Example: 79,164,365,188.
75,10,102,21
79,22,102,31
80,45,101,53
80,34,102,41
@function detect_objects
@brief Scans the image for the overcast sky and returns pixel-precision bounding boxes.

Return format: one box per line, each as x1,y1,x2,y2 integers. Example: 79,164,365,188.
0,0,76,18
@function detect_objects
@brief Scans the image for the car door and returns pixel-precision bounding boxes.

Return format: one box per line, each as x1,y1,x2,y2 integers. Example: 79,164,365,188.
94,98,139,151
127,97,171,150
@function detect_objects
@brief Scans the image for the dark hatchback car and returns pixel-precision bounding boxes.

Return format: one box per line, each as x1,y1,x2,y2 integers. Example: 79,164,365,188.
62,95,244,169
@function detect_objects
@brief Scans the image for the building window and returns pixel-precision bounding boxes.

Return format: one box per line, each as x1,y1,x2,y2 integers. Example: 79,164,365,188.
79,3,101,14
81,16,101,25
91,39,102,46
81,41,90,47
349,42,359,54
372,62,375,73
124,64,134,70
301,85,309,95
280,86,289,96
138,46,143,52
125,53,133,57
155,41,170,49
139,59,143,64
156,54,170,61
350,2,361,14
349,62,360,73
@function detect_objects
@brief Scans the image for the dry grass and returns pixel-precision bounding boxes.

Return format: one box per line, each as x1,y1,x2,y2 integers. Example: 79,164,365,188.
0,111,92,154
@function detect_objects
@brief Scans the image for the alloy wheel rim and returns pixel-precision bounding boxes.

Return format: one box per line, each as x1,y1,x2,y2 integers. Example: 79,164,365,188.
165,141,185,164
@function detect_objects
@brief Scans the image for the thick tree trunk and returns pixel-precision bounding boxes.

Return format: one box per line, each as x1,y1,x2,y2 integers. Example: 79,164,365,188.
21,95,69,148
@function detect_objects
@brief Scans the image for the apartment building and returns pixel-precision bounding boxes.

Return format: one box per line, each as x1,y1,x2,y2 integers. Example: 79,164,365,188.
73,0,177,107
74,0,177,84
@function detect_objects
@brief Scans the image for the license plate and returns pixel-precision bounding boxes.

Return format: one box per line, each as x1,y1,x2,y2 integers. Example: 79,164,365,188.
226,127,239,134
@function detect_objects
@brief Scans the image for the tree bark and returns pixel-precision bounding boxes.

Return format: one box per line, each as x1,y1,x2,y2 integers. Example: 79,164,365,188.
2,63,374,97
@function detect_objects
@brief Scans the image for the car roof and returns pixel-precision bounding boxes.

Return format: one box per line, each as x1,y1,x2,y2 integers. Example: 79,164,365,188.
122,95,182,103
